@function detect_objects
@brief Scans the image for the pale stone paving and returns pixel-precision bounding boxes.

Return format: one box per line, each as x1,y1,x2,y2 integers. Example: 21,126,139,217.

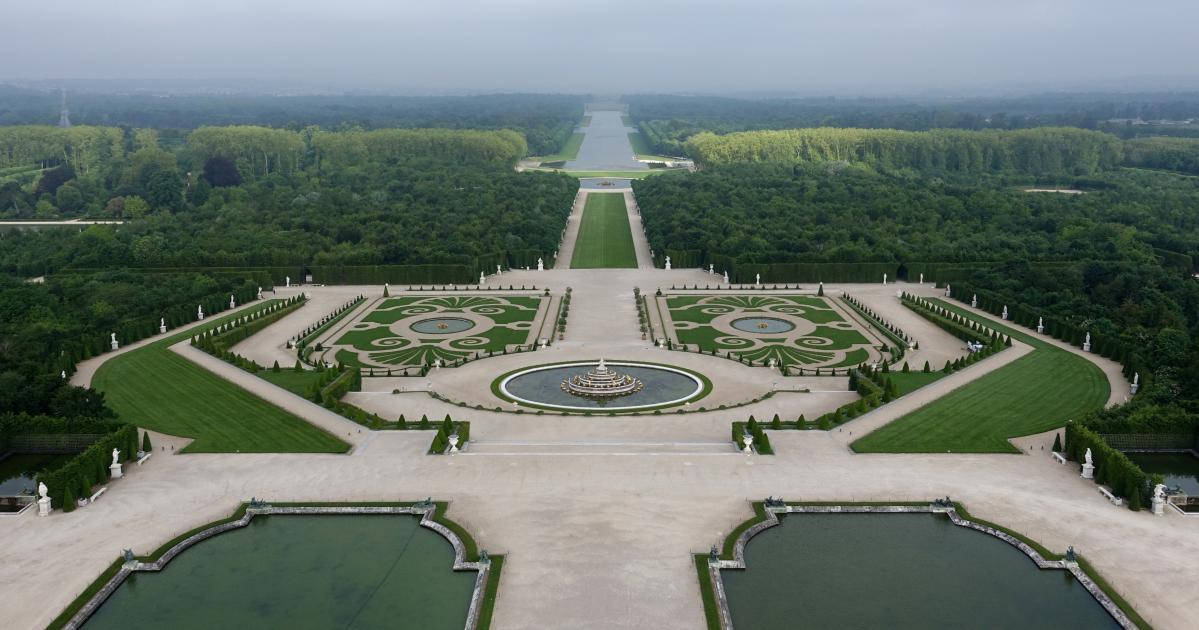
15,263,1186,630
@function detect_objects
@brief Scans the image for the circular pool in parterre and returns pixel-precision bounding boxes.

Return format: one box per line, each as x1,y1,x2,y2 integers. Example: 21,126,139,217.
409,317,476,335
730,316,796,334
495,361,709,412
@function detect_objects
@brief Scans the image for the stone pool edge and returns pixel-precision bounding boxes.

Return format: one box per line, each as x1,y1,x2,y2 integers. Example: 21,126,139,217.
58,502,496,630
702,501,1137,630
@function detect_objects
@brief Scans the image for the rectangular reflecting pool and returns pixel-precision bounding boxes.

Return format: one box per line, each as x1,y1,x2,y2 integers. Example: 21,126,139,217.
1125,451,1199,495
84,515,476,629
722,513,1119,629
0,452,73,496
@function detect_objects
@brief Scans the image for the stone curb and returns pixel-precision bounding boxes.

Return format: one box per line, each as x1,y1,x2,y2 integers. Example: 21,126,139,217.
64,504,492,630
706,503,1134,630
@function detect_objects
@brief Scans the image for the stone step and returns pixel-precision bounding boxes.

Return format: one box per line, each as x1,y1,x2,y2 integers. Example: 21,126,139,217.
460,440,740,456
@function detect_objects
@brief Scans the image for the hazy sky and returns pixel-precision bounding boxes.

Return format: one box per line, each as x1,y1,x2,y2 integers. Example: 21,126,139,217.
3,0,1198,94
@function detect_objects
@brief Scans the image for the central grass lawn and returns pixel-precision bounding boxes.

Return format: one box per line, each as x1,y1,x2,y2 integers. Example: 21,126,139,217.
91,303,350,454
571,192,638,268
851,299,1109,453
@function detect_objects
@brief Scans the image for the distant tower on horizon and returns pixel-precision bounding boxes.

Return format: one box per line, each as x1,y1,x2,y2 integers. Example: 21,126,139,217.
57,88,71,128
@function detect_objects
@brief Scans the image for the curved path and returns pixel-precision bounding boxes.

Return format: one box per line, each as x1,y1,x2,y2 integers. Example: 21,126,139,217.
13,271,1185,630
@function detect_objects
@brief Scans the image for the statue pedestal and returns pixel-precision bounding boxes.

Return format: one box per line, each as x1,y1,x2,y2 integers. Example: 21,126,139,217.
1083,342,1091,352
110,462,123,479
159,325,167,334
110,341,119,351
1131,383,1139,395
1037,325,1044,334
1081,463,1094,479
38,497,51,517
1152,497,1165,515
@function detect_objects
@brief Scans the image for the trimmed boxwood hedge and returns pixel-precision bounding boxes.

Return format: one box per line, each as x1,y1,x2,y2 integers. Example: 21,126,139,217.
0,414,139,508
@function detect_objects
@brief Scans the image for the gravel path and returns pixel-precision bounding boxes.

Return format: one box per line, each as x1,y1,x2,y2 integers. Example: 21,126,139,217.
19,273,1171,630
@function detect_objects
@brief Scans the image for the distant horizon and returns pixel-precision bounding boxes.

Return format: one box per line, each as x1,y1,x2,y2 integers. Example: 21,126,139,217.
5,77,1199,101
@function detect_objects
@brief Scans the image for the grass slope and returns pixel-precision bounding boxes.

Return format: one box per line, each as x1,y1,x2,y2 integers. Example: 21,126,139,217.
533,132,584,163
571,192,638,268
92,303,350,453
852,299,1109,453
627,132,677,161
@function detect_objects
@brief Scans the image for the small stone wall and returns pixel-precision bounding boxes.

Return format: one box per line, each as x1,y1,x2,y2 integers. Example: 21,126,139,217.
706,503,1135,630
64,504,493,630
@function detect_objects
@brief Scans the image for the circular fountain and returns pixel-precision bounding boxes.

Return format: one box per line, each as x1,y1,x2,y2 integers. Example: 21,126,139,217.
496,361,707,412
560,359,644,398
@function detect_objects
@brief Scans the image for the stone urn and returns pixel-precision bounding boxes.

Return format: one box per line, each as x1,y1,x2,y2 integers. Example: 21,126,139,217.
742,434,754,454
448,433,460,453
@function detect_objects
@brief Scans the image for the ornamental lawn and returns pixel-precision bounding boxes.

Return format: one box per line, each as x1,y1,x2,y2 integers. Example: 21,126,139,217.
851,299,1108,453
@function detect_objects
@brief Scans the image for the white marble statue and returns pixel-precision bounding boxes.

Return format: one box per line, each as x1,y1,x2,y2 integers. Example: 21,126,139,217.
257,286,263,300
1037,317,1044,334
971,294,978,308
228,295,235,309
537,257,544,271
1131,372,1140,395
754,273,760,287
1083,332,1092,352
1084,448,1092,466
664,256,671,270
110,333,118,351
709,264,714,275
1154,483,1166,500
160,317,167,334
1001,305,1008,320
944,283,951,297
286,276,291,288
111,448,120,466
198,305,205,319
61,370,66,379
723,271,729,283
919,273,924,285
479,272,485,286
37,482,51,516
882,273,887,285
496,265,502,276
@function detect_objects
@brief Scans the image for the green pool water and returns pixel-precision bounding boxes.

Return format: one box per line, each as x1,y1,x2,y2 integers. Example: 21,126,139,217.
723,513,1118,629
1126,452,1199,495
84,515,476,629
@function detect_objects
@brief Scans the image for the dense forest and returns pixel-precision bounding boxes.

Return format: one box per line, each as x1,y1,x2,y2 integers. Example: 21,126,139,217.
633,165,1198,267
0,115,578,423
627,93,1199,156
634,163,1199,418
0,87,585,156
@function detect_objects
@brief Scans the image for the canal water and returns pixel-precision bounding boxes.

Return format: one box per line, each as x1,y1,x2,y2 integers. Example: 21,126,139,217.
566,109,647,172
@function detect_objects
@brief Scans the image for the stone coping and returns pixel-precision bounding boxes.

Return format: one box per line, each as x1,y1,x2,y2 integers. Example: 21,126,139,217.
706,503,1134,630
63,504,493,630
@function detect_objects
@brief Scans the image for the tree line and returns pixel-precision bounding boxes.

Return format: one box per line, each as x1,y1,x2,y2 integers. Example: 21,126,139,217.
684,127,1124,175
0,87,584,156
626,92,1199,156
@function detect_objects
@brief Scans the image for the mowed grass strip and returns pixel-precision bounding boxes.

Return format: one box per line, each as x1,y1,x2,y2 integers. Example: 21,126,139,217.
92,302,350,454
852,299,1109,453
571,192,638,268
